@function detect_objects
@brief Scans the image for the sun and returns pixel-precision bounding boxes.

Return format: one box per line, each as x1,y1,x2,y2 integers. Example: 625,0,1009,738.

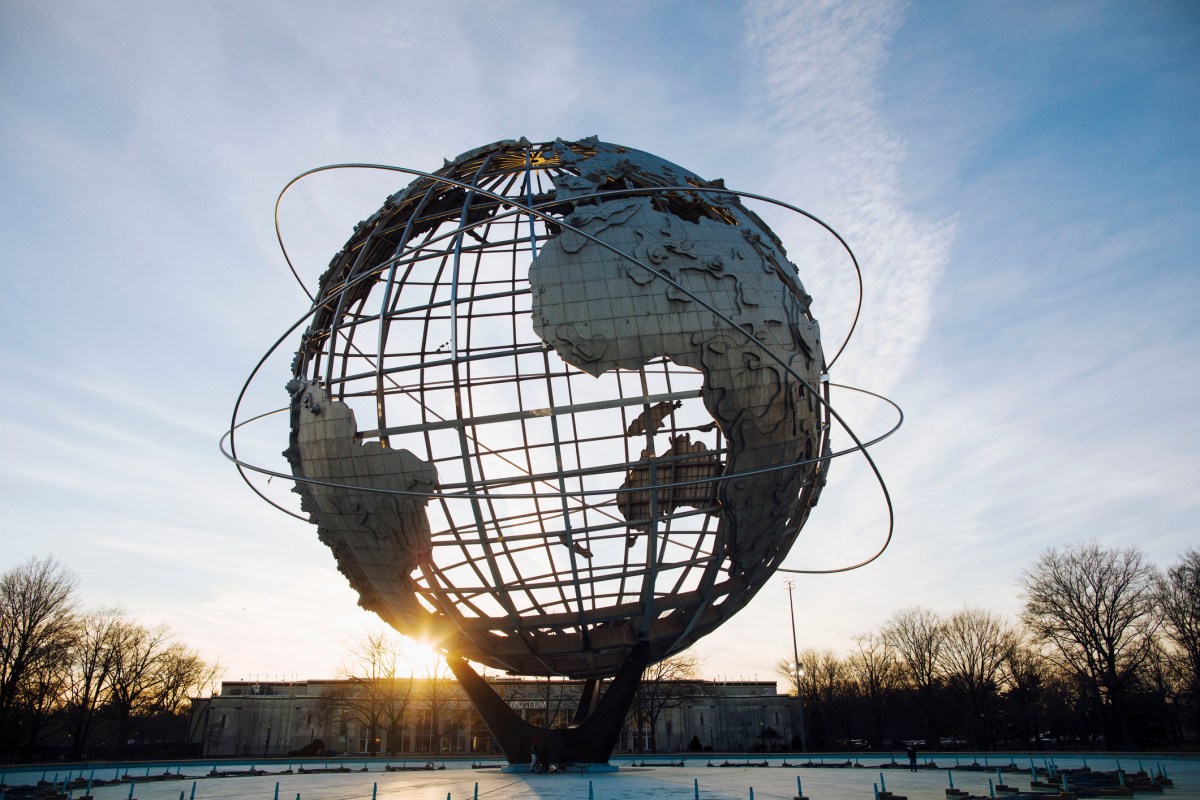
395,634,446,677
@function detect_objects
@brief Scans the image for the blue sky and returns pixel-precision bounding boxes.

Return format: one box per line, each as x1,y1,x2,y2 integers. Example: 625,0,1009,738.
1,1,1197,683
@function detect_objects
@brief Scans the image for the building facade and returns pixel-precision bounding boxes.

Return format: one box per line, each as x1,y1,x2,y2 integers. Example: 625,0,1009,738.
188,677,801,757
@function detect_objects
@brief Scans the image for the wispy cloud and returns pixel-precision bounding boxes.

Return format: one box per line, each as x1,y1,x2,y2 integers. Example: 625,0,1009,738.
742,0,956,392
689,0,961,674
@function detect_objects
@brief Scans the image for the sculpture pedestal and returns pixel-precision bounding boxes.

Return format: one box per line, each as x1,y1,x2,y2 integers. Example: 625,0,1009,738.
499,763,621,774
448,642,650,766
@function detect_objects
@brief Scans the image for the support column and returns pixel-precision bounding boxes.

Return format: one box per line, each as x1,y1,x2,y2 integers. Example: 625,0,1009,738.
447,643,650,765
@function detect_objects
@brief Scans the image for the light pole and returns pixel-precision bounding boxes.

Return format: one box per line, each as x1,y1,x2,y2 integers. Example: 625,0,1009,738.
783,578,808,753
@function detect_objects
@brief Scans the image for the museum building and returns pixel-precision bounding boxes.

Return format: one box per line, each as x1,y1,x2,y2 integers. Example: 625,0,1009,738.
189,677,802,757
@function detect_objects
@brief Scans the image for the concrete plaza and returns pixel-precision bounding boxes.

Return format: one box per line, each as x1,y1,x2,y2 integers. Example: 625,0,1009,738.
8,754,1199,800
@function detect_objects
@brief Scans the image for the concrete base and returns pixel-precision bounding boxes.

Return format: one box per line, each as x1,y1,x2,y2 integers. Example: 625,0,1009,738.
500,763,620,774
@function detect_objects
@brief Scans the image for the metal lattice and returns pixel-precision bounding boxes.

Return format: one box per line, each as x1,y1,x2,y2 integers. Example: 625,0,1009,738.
226,137,900,679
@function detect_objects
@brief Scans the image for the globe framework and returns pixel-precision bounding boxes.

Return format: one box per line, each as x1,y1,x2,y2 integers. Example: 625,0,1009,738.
279,137,834,679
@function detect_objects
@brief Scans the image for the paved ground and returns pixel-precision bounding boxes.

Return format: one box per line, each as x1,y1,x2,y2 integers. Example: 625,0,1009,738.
7,754,1198,800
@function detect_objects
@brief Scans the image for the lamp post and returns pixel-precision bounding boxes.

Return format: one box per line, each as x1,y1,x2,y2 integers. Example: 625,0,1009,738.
783,578,808,753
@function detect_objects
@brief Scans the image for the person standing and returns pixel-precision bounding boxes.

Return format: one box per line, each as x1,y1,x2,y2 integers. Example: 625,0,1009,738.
907,744,918,772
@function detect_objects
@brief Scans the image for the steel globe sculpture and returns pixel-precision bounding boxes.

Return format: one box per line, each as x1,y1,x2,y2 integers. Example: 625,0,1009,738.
228,137,898,765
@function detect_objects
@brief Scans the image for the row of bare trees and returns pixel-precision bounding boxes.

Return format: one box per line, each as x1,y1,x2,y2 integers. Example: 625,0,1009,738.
776,543,1200,751
0,557,219,762
322,634,706,756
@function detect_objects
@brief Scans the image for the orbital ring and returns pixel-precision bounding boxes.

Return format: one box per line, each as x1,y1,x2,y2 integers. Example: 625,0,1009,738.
233,164,900,575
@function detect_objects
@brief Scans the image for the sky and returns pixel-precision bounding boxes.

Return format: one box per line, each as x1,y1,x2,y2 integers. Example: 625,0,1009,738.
1,0,1197,686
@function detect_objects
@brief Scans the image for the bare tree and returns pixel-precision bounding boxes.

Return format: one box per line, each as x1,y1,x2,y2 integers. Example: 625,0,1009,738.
881,607,945,745
325,633,414,754
12,632,72,758
106,621,172,752
774,655,806,748
380,674,415,754
1021,542,1161,748
62,609,121,758
103,620,218,754
775,658,800,697
426,654,472,754
1001,636,1055,749
156,643,221,714
776,649,851,749
938,608,1016,747
1158,548,1200,735
0,556,77,754
814,649,853,748
847,632,903,748
631,651,702,753
1140,638,1187,746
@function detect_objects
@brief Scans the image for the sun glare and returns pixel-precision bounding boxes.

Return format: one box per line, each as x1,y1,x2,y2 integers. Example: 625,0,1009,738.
397,635,445,676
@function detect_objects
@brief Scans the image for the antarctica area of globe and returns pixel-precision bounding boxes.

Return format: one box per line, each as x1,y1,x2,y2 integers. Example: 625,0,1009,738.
225,137,901,764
